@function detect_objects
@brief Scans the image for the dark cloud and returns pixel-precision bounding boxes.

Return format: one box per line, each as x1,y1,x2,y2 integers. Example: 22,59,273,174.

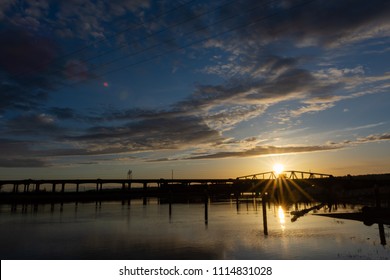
5,113,62,135
71,115,222,150
356,133,390,143
0,28,60,81
0,139,49,168
186,144,340,160
180,56,341,114
0,85,48,113
47,107,77,120
0,139,34,157
0,158,48,168
218,0,390,48
0,28,61,113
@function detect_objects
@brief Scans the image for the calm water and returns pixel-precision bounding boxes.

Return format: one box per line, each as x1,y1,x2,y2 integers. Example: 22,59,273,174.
0,199,389,259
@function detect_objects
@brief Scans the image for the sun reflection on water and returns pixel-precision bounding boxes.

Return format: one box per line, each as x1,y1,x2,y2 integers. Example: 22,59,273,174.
278,206,286,231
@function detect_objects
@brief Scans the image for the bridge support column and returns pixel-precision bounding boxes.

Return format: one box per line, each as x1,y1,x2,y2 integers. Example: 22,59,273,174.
95,181,103,192
13,184,18,193
52,183,56,192
35,183,40,192
143,182,147,190
76,183,79,193
61,183,65,193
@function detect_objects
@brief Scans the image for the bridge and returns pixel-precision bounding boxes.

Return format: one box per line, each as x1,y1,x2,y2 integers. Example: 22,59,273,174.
0,170,387,204
236,170,333,180
0,170,334,194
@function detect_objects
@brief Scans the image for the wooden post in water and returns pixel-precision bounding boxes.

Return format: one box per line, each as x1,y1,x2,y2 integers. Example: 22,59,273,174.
375,186,386,245
375,185,381,208
262,193,268,235
379,223,386,245
235,192,240,212
169,202,172,222
204,196,209,226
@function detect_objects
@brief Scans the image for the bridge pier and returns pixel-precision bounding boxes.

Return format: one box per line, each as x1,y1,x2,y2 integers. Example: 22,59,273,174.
96,181,103,192
52,183,56,192
35,183,40,192
76,183,79,193
61,183,65,193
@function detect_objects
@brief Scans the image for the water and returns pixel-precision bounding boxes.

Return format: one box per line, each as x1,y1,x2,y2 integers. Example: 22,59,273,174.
0,199,389,259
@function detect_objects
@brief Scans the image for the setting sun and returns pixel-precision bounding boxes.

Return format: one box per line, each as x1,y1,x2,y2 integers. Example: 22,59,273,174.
273,163,284,175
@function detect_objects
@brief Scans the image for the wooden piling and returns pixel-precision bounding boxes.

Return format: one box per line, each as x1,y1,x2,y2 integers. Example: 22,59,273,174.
204,197,209,225
262,193,268,235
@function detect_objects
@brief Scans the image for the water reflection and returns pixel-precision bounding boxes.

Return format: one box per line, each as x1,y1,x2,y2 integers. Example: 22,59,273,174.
0,200,389,260
278,206,286,231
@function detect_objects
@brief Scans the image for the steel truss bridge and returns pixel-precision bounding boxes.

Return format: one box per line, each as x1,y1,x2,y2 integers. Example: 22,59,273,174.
236,170,334,180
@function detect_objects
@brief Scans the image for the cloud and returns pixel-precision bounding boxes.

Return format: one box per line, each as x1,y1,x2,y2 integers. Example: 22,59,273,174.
185,144,340,160
211,0,390,49
0,28,59,79
0,28,62,113
355,133,390,143
0,158,49,168
68,114,223,152
179,132,390,160
0,139,49,167
0,85,48,113
2,0,150,40
5,113,62,136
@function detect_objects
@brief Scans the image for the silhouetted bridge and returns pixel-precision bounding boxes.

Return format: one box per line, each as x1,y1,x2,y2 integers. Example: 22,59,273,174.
0,170,332,193
0,171,388,203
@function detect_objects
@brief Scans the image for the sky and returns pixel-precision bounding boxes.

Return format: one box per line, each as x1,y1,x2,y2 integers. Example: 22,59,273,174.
0,0,389,180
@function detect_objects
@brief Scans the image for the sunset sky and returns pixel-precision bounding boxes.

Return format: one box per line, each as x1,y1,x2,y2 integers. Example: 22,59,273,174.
0,0,389,179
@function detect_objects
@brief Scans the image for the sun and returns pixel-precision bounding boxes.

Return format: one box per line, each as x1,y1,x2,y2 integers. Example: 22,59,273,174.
273,163,284,176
